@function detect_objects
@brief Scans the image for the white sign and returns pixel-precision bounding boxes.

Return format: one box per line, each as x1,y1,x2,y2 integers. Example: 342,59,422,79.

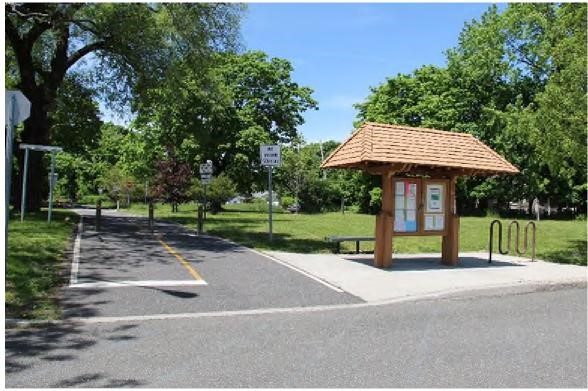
5,90,31,125
426,184,444,213
200,169,212,185
260,145,281,166
199,163,213,175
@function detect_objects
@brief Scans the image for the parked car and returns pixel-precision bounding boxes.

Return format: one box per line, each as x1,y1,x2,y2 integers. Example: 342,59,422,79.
287,204,300,213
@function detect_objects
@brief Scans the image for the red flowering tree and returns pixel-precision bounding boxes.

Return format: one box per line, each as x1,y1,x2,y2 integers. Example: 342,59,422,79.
154,149,193,212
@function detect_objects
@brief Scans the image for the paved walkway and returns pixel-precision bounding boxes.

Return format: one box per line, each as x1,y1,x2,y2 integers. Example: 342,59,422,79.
61,209,360,320
264,251,587,302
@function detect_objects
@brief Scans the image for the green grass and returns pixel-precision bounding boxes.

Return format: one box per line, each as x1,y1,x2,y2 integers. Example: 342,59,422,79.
126,202,586,265
6,210,78,320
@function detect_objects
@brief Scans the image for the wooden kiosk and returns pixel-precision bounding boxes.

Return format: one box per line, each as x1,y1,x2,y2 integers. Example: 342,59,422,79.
321,122,519,268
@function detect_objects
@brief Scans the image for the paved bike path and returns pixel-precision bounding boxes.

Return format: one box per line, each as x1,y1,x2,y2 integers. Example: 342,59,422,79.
62,210,361,319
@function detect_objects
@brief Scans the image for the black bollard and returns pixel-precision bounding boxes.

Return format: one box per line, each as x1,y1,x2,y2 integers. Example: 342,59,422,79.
197,206,204,235
148,201,154,234
96,199,101,231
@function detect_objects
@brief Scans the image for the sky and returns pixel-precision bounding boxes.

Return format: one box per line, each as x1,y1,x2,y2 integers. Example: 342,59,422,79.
240,3,497,143
101,3,499,143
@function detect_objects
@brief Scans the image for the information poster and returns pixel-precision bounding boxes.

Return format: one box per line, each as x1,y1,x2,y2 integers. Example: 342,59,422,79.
434,214,444,230
424,214,435,231
426,184,444,213
394,180,417,232
424,214,445,231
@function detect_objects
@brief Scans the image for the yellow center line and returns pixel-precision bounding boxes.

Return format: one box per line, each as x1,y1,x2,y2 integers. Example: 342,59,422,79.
158,238,204,281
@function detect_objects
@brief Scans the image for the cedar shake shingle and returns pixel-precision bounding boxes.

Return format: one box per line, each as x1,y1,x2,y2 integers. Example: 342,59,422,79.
321,122,519,176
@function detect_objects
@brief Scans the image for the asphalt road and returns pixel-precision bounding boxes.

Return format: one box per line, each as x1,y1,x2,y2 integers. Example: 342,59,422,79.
6,284,586,388
62,211,360,319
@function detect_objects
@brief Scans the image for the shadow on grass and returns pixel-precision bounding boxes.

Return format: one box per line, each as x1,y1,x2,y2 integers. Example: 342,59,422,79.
153,214,293,226
145,214,335,253
542,240,587,266
206,229,333,253
7,210,79,320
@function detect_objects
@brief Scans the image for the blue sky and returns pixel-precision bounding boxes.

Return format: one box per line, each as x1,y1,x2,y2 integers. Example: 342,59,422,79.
241,3,497,143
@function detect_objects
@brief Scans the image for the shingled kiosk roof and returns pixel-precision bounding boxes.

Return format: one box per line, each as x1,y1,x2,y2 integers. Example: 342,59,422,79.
321,122,519,176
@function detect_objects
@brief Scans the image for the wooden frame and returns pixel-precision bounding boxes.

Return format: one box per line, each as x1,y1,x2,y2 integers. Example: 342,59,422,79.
374,174,459,268
390,178,449,236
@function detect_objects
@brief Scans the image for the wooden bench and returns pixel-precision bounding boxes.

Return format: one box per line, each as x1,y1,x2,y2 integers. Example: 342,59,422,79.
325,236,375,254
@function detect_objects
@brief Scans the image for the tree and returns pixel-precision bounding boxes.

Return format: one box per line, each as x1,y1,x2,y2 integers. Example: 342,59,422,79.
355,3,587,214
5,3,243,211
49,74,102,154
154,149,193,212
134,51,318,195
101,166,133,211
192,173,237,213
274,141,343,213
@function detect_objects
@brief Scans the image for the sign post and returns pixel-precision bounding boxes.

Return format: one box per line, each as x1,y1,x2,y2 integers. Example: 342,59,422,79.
199,160,213,220
260,145,281,241
18,144,63,223
47,152,57,223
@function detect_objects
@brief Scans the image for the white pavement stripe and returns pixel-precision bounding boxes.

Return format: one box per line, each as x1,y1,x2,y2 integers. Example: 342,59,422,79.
69,280,208,289
254,250,346,293
6,282,584,328
24,282,557,325
69,216,83,285
202,233,346,293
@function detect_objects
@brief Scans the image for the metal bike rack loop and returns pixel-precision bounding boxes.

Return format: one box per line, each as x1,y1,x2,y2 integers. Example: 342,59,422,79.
489,220,536,263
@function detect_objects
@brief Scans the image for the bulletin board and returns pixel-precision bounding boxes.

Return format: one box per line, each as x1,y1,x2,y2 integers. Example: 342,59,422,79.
392,178,449,236
393,179,419,233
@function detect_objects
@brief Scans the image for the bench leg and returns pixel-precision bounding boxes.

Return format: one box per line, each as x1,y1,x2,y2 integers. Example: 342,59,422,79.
356,241,360,254
336,242,340,254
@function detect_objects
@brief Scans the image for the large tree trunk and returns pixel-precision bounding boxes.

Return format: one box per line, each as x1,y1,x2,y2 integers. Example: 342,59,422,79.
13,96,51,213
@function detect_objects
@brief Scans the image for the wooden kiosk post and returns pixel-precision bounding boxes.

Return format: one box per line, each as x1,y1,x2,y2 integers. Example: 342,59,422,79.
321,122,519,268
441,176,459,265
374,171,394,268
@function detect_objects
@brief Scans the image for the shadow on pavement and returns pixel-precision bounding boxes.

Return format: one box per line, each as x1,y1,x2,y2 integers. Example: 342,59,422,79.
6,322,144,387
343,255,525,271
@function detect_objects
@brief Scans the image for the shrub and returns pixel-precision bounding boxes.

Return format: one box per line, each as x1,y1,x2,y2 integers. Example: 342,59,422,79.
280,195,296,209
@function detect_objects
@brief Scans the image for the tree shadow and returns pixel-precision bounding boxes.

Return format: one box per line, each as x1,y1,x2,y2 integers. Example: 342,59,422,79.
6,322,140,377
204,228,332,253
50,372,145,388
542,240,587,266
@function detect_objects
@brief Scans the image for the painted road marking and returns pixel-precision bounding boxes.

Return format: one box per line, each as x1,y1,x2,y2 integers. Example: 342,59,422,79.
70,280,208,289
158,238,205,281
8,281,585,327
69,216,83,286
251,249,345,293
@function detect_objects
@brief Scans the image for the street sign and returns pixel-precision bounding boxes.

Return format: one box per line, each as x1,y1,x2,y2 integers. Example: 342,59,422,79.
260,145,281,167
260,145,281,241
200,163,213,174
5,90,31,126
6,91,32,246
201,172,212,184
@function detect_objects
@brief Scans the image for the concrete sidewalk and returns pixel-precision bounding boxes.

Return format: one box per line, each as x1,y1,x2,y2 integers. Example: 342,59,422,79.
263,251,587,302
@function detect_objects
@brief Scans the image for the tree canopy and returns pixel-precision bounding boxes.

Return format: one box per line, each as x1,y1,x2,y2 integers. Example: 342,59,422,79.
355,3,587,212
5,3,244,210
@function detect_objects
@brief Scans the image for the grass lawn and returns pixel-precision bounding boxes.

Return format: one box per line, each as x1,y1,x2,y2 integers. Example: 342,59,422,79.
6,210,78,320
126,202,586,266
